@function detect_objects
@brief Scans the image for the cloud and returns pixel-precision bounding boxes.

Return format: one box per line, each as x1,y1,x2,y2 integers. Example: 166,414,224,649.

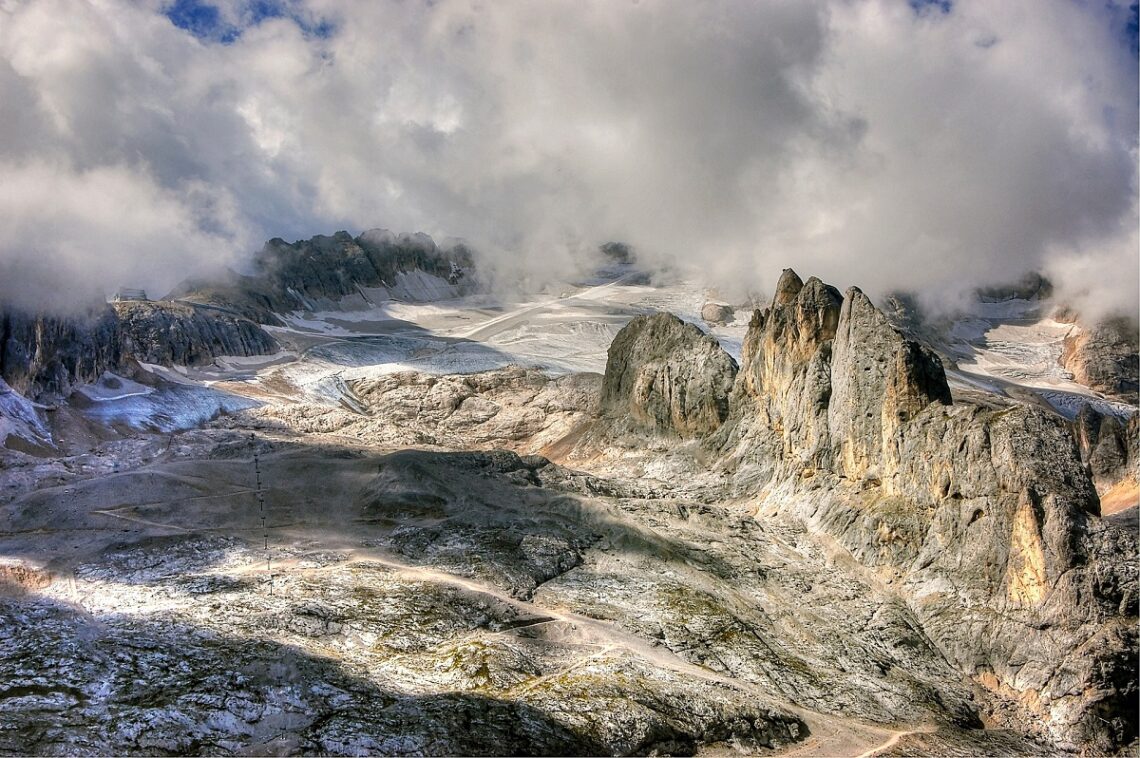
0,0,1136,317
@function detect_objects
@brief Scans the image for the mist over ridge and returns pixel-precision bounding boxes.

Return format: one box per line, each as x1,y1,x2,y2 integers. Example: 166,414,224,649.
0,0,1136,318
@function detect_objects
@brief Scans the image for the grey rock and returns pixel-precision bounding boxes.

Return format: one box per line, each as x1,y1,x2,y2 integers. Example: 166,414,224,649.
1071,403,1134,487
1060,316,1139,402
170,229,475,325
601,313,738,439
605,270,1136,752
0,307,122,401
828,286,953,483
728,275,842,473
0,303,277,403
114,301,277,369
772,268,804,307
700,302,734,324
975,272,1053,303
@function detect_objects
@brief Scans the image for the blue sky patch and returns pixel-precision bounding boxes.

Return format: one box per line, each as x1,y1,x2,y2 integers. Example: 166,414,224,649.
165,0,334,44
909,0,953,15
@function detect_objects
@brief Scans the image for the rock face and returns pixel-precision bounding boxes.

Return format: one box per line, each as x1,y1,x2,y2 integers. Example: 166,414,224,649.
1071,404,1134,487
0,307,122,401
607,270,1137,753
0,303,277,402
976,272,1054,303
172,229,474,325
728,272,843,475
601,313,737,439
828,287,953,485
114,301,277,369
1061,316,1140,402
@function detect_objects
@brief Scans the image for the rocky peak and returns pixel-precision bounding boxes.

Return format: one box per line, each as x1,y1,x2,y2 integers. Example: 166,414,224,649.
172,229,476,324
601,271,1135,751
732,273,842,469
829,286,952,484
772,267,804,306
601,313,737,439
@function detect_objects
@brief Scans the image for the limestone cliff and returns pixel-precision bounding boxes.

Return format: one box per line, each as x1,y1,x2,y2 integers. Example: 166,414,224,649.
0,302,277,402
171,229,474,325
114,301,277,369
0,306,122,401
602,270,1138,752
1060,316,1139,403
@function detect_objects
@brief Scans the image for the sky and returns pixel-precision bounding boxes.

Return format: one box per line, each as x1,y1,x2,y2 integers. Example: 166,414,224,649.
0,0,1136,317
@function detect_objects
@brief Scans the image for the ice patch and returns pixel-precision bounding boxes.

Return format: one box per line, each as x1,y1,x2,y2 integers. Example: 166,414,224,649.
937,296,1135,419
74,372,154,403
0,378,52,447
1037,390,1136,421
79,384,260,432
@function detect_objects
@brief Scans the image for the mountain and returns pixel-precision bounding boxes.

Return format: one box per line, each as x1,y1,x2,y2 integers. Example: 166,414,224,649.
602,269,1136,751
170,229,475,325
0,242,1135,755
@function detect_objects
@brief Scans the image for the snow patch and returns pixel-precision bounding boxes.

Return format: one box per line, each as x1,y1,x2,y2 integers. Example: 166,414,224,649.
79,383,260,432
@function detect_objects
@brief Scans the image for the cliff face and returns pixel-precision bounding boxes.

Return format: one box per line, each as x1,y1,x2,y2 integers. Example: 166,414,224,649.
603,271,1137,752
171,229,475,325
1071,404,1134,488
0,302,277,402
1061,316,1140,403
1,307,124,401
114,301,277,368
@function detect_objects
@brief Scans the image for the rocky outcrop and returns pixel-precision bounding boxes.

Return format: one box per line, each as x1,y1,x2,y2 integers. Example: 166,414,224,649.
1,307,125,401
1061,316,1139,402
171,229,475,325
114,301,277,368
601,313,737,439
0,302,277,402
606,270,1137,752
728,271,842,473
976,272,1053,303
828,287,953,486
1071,404,1134,487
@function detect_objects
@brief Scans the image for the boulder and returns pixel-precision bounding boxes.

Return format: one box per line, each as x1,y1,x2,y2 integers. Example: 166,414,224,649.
700,302,734,324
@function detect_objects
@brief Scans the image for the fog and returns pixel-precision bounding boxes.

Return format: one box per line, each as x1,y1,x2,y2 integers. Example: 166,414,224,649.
0,0,1136,318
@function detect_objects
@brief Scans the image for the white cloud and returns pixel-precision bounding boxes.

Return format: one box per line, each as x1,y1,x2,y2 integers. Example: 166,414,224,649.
0,0,1135,316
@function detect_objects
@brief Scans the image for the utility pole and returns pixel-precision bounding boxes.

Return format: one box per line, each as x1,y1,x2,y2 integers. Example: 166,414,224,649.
251,434,272,593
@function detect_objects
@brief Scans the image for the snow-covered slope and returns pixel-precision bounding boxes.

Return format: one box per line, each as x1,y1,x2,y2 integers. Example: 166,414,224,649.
255,266,750,409
938,298,1135,420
